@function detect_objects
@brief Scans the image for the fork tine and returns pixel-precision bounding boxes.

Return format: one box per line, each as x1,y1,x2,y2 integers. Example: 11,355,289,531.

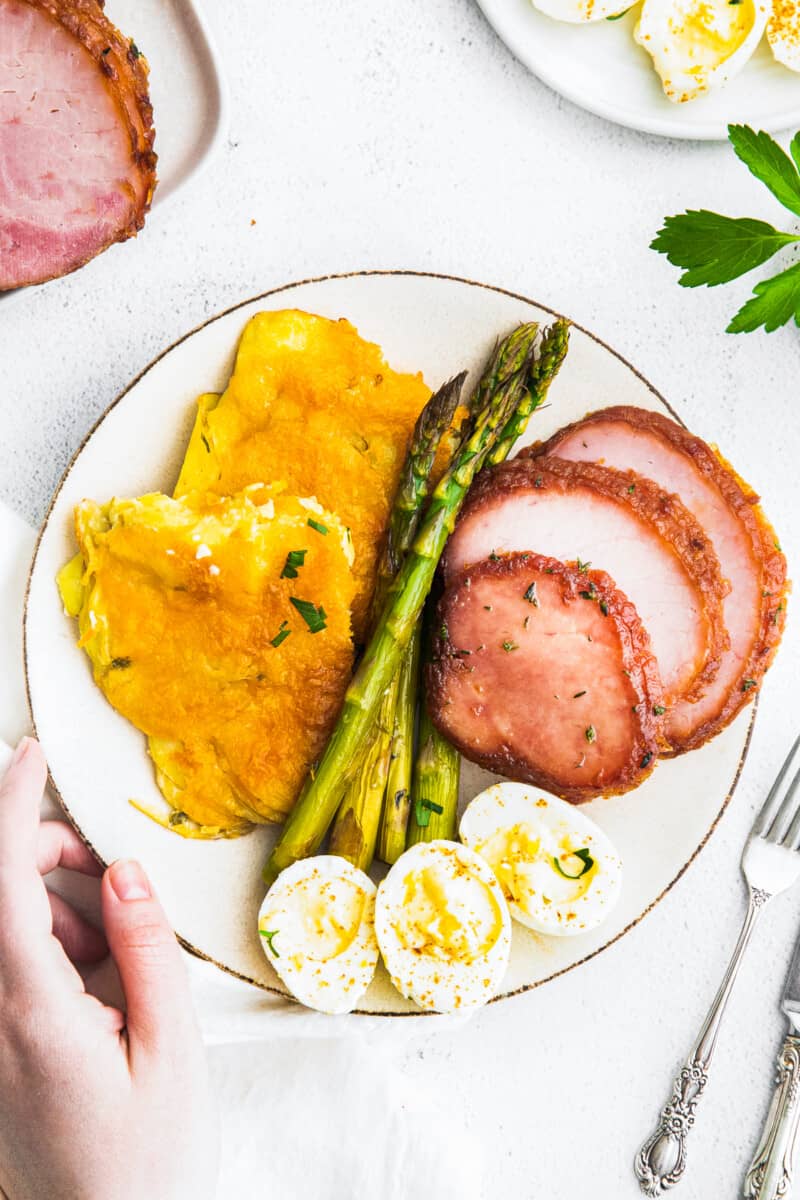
751,733,800,839
780,768,800,848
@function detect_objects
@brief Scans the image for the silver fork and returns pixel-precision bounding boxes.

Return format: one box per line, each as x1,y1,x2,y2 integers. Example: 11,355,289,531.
635,734,800,1196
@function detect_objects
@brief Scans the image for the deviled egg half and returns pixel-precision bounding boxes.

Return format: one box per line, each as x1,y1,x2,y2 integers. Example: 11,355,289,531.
258,855,379,1014
634,0,770,104
460,783,622,938
375,841,512,1013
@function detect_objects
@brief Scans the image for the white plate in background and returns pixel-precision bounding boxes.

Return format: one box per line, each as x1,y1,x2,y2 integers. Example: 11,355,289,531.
0,0,227,305
25,271,755,1015
476,0,800,139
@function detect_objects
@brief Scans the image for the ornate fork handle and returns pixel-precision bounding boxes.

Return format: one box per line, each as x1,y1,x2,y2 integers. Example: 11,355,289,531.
744,1033,800,1200
635,888,771,1195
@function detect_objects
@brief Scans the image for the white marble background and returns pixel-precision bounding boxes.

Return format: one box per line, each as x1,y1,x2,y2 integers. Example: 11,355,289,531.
3,2,800,1197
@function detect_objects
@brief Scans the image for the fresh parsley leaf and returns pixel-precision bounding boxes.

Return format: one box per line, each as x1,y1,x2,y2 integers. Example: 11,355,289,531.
727,259,800,333
651,211,798,288
290,597,327,633
585,725,596,744
523,581,539,606
791,131,800,177
280,549,307,579
728,124,800,219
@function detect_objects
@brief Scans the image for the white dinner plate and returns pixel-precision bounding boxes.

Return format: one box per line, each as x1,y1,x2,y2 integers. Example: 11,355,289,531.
25,271,755,1016
476,0,800,139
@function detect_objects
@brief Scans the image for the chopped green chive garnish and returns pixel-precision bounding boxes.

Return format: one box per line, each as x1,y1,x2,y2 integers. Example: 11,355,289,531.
259,929,280,957
553,848,595,879
742,678,757,691
641,752,653,769
483,605,493,612
440,622,449,639
599,600,609,617
502,640,518,652
577,558,591,573
523,581,539,606
414,797,444,828
281,549,307,579
627,483,636,493
110,656,132,669
307,518,328,535
573,690,587,698
653,705,666,715
200,433,211,453
290,597,327,633
271,620,291,648
585,725,596,744
489,549,501,561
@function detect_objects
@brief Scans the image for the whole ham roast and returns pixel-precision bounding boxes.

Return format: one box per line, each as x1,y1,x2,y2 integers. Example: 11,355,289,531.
0,0,157,289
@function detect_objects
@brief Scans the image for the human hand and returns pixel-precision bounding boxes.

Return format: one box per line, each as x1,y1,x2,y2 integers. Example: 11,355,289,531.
0,738,218,1200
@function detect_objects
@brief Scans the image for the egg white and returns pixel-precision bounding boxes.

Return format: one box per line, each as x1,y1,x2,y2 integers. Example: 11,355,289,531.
532,0,635,23
459,783,622,938
768,0,800,69
375,840,512,1014
258,855,379,1014
634,0,770,103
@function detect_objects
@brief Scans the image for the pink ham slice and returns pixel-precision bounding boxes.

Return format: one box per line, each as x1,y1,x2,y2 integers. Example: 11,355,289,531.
0,0,157,290
443,455,730,750
530,406,788,752
427,554,664,801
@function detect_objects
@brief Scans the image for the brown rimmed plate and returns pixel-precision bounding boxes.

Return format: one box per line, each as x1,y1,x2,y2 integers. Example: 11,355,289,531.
24,271,755,1015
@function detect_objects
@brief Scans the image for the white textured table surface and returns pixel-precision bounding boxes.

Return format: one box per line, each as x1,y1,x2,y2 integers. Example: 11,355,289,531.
3,3,800,1198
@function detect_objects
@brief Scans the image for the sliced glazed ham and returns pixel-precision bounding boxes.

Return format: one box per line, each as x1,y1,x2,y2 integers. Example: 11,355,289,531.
427,554,663,802
443,456,730,746
0,0,157,289
532,407,788,752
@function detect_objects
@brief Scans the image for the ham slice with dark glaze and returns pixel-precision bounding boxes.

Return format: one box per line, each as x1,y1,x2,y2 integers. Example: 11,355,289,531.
0,0,156,289
427,554,663,802
443,456,730,750
529,406,788,752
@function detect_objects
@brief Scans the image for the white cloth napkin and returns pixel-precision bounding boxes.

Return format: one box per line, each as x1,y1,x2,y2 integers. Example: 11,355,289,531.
0,498,482,1200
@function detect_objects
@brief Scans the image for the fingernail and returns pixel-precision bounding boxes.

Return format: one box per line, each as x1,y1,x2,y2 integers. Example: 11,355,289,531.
11,737,31,766
109,859,151,902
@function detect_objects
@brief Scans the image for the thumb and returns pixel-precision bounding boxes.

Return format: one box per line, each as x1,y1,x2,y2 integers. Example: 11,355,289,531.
101,859,194,1056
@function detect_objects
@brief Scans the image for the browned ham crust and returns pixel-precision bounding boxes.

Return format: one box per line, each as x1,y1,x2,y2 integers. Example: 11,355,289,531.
530,407,788,753
443,455,730,752
1,0,156,289
427,554,664,802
